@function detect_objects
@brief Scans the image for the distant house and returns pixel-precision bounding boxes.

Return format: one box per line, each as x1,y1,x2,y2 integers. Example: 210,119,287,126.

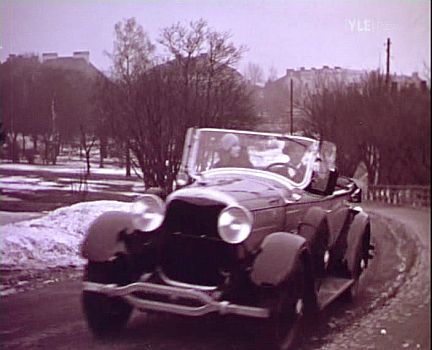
41,51,102,79
260,65,427,133
390,71,428,92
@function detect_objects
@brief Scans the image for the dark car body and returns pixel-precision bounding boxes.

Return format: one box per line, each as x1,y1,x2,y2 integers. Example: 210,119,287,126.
81,128,373,349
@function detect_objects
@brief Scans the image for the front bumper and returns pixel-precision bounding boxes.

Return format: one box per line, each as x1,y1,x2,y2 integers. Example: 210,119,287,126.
83,280,269,319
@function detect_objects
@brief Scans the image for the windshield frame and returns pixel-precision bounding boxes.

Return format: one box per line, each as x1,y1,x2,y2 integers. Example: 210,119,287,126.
184,128,319,189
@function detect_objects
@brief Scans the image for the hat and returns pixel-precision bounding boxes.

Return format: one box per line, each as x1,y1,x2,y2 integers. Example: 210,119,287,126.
220,133,239,151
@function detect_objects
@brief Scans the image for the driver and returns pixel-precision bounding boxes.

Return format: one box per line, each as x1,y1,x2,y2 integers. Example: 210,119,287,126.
215,133,253,168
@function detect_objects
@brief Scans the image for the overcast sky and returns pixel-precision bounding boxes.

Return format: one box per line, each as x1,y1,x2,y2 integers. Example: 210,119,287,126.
1,0,430,79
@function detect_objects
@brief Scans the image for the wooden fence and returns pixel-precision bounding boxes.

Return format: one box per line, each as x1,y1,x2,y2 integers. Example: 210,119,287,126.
365,185,430,207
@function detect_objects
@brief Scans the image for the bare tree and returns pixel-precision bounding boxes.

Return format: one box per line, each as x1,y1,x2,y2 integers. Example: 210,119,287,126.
0,55,40,162
244,62,264,86
302,71,430,185
267,66,278,83
97,18,256,191
108,17,155,176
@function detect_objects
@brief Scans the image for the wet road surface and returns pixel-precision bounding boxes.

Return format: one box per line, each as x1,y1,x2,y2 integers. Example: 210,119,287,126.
0,205,429,349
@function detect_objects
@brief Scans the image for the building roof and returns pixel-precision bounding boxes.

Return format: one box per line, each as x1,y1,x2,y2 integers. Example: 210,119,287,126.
42,52,102,80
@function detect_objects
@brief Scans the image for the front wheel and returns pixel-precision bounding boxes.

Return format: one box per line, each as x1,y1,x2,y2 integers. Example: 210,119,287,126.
342,244,367,302
269,294,305,350
261,261,313,350
82,257,133,336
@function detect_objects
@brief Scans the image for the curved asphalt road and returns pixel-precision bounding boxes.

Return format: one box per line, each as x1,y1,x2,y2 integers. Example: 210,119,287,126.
320,204,430,350
0,204,429,350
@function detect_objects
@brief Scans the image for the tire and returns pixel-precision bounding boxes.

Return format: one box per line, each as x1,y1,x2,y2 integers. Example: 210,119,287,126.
341,236,367,302
261,260,312,350
82,257,133,337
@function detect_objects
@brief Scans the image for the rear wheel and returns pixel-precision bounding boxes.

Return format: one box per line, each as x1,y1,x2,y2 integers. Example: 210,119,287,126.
342,233,369,302
342,244,367,301
82,256,133,336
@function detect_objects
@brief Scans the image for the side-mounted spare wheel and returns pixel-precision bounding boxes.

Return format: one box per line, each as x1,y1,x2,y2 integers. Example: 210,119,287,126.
298,207,330,279
82,256,133,336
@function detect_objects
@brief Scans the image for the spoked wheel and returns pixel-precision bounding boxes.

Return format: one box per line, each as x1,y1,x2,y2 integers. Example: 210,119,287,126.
271,295,305,350
342,243,367,302
82,257,134,337
262,262,313,350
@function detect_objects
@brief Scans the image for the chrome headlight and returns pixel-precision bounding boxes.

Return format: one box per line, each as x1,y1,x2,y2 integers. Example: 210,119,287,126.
131,195,166,232
218,206,253,244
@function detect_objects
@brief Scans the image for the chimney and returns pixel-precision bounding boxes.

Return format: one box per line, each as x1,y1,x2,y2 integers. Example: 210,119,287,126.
299,66,305,71
322,65,329,69
73,51,90,63
42,52,58,62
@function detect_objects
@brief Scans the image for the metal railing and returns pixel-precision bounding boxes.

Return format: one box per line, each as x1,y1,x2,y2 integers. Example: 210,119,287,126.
365,185,430,207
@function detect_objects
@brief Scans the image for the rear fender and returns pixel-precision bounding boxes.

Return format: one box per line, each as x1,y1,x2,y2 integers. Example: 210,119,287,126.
344,210,370,274
250,232,307,287
81,211,135,262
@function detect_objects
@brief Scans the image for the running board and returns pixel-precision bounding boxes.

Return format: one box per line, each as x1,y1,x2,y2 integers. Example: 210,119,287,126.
317,277,355,310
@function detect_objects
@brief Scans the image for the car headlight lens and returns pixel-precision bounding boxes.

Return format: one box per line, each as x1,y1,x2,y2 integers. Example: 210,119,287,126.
218,206,253,244
131,195,166,232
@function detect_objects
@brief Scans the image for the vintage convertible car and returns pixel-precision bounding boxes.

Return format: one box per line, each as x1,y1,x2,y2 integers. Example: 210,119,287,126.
81,127,374,350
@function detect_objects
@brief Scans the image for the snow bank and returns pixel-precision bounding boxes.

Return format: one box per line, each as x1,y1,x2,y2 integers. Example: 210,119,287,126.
0,201,132,270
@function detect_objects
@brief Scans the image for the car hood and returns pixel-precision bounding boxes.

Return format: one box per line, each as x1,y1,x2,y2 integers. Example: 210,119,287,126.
167,172,303,211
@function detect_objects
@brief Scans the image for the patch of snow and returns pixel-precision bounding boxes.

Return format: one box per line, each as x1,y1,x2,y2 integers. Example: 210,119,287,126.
0,201,131,270
1,176,41,184
132,183,146,192
0,163,135,177
0,195,22,202
1,177,140,197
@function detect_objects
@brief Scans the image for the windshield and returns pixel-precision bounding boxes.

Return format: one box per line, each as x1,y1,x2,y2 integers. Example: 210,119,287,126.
186,129,318,187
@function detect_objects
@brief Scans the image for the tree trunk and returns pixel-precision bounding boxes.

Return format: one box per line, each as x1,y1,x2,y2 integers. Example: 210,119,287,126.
86,150,91,175
11,132,20,163
43,138,49,165
99,136,106,168
32,134,38,152
21,133,26,157
125,141,131,177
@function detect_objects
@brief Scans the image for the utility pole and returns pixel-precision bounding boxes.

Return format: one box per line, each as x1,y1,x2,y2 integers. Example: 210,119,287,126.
290,78,293,134
386,38,391,85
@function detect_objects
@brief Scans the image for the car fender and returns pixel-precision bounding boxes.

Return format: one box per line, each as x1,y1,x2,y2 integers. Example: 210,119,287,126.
250,232,307,287
81,211,135,262
344,210,370,274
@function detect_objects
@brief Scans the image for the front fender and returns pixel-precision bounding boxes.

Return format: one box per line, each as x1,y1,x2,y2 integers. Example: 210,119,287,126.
81,211,135,262
344,210,370,274
250,232,307,287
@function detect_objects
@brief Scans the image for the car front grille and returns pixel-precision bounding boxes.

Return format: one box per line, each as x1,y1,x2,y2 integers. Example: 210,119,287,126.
160,199,237,286
164,199,224,239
